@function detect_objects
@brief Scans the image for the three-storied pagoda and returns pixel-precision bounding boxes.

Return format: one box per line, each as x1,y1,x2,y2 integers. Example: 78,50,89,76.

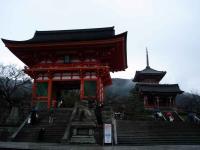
133,49,183,109
2,27,127,109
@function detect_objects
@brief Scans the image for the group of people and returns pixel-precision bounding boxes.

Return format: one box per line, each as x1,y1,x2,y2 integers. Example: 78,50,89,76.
27,108,39,125
54,93,64,108
28,107,55,125
52,99,63,108
27,107,55,141
165,112,174,122
27,108,46,141
154,112,163,121
154,109,200,124
153,110,174,122
113,112,127,120
187,112,200,124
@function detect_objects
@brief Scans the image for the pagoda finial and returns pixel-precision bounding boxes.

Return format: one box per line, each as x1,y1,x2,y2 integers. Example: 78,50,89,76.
146,47,150,68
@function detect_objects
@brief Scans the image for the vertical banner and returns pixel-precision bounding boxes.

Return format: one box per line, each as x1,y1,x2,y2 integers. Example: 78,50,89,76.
104,123,112,144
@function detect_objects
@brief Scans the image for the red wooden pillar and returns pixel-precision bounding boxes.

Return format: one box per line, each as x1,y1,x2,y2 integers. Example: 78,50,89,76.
169,96,172,107
47,78,52,109
96,77,101,103
100,80,104,104
156,96,160,108
32,79,37,106
144,96,147,107
80,77,84,100
100,85,104,104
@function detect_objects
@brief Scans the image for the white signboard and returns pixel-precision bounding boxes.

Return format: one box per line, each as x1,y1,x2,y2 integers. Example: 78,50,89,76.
104,123,112,144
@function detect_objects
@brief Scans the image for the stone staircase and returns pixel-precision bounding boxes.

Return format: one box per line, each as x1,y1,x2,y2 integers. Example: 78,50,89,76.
117,120,200,145
14,108,72,143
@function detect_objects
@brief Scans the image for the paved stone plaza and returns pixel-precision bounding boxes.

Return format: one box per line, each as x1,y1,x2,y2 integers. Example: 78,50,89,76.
0,142,200,150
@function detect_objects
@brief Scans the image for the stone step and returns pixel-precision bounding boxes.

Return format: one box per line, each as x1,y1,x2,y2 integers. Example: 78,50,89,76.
14,109,72,143
117,120,200,145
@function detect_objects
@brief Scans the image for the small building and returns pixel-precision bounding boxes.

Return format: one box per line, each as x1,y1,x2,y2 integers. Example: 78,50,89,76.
133,49,183,110
2,27,127,109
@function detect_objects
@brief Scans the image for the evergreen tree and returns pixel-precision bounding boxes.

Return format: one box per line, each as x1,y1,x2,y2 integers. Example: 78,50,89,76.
126,87,144,115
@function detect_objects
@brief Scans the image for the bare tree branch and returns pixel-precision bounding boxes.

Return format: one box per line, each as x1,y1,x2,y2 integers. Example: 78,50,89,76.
0,64,31,109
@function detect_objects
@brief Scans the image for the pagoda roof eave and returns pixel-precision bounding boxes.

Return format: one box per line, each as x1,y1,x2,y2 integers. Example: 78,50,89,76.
132,72,166,82
132,67,166,82
135,83,184,94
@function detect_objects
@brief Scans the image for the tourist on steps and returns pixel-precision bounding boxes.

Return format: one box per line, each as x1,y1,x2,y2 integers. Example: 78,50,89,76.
188,112,200,124
49,108,54,124
166,112,174,122
153,109,163,121
30,107,39,125
95,103,103,126
37,128,46,142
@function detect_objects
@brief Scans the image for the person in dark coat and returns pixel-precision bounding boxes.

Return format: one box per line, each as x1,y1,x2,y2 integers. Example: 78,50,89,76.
95,103,103,126
30,108,38,125
38,128,46,142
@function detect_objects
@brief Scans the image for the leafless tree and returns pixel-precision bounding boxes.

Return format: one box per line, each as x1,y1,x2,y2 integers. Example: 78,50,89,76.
0,64,31,110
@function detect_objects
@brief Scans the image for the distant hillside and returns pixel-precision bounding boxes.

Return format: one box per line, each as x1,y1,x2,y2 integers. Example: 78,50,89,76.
105,78,135,103
176,92,200,112
106,78,200,112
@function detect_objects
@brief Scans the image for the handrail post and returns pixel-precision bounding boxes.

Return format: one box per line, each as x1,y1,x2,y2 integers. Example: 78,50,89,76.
112,116,117,144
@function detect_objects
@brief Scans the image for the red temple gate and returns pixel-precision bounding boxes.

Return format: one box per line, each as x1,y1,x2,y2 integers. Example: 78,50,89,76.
2,27,127,108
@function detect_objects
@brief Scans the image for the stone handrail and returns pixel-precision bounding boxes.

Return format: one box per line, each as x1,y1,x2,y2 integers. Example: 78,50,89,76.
9,113,31,141
174,111,184,122
112,117,117,144
61,103,78,142
161,112,167,121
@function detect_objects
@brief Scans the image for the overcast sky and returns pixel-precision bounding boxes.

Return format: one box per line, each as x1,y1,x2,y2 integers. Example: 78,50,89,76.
0,0,200,93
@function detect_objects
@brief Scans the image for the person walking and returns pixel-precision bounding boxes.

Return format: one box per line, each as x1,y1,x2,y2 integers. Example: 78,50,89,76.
49,108,54,124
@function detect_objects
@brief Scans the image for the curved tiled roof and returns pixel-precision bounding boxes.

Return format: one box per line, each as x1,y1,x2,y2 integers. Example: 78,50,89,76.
133,66,166,82
135,83,183,94
140,66,165,74
2,27,115,44
2,27,127,72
